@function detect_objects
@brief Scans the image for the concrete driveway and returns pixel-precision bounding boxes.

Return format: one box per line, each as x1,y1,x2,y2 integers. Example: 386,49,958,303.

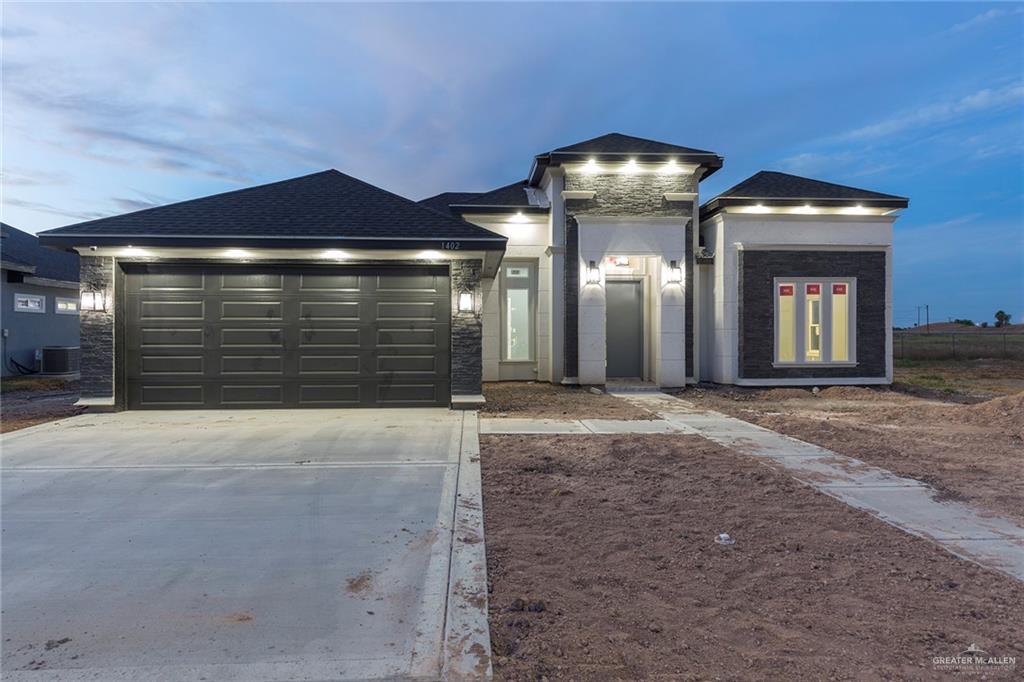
1,409,465,681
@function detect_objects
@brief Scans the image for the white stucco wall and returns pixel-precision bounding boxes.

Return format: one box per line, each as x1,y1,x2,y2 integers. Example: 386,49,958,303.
700,212,895,385
461,213,553,382
576,216,688,387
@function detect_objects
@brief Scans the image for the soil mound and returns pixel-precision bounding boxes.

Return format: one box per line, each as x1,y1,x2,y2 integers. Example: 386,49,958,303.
961,391,1024,431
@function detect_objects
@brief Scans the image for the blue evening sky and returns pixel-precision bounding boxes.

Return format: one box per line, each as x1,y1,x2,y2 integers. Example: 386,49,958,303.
3,2,1021,325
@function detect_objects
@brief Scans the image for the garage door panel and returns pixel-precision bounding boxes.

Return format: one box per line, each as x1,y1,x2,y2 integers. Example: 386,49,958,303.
375,273,443,293
377,383,446,404
140,300,205,320
221,328,285,348
299,328,361,348
221,300,283,320
298,384,362,406
299,273,361,291
124,264,450,409
220,273,284,291
299,355,361,375
137,328,205,348
220,384,285,406
140,355,205,376
376,355,438,374
137,384,206,408
221,355,284,375
135,272,206,291
376,326,444,348
299,301,361,320
376,301,439,321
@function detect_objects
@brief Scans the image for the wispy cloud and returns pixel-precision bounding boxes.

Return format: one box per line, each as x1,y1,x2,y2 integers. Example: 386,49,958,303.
946,7,1024,34
0,168,71,187
110,189,173,213
838,83,1024,142
4,197,105,221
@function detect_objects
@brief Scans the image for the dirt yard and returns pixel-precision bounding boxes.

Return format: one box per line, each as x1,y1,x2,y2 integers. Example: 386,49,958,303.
681,374,1024,525
1,377,83,433
482,382,653,420
481,434,1024,681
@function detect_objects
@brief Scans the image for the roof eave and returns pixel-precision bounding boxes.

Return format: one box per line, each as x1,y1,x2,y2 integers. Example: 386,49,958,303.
37,234,509,251
699,196,909,222
529,151,723,186
450,205,549,216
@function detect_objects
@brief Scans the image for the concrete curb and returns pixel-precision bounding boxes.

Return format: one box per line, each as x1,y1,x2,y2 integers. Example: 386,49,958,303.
442,412,493,681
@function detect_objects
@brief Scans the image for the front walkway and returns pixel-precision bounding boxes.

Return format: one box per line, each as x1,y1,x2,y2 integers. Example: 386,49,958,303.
482,392,1024,582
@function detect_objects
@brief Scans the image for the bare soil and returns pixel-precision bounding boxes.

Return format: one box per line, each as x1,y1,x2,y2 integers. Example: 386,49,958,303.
482,382,653,420
0,379,83,433
481,434,1024,681
682,381,1024,525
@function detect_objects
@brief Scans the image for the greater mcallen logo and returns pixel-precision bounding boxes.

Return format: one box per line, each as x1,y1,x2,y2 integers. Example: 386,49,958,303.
932,643,1016,675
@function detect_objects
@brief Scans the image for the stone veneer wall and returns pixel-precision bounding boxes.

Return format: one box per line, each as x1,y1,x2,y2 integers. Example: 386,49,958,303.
564,171,698,215
738,250,887,379
79,255,115,399
685,218,693,379
563,217,580,379
563,170,696,381
450,259,483,394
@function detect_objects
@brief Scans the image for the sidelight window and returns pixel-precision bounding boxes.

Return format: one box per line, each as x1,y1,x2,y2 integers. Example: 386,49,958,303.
501,262,536,361
774,278,855,365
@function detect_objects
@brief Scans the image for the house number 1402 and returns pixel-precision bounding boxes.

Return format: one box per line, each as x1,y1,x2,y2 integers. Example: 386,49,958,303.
441,241,461,250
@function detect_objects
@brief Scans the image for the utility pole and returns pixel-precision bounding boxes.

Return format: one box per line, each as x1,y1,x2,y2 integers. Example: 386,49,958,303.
926,304,930,334
917,306,922,328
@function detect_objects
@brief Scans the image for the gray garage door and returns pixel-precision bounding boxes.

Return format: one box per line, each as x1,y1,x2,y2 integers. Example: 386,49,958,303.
123,263,451,409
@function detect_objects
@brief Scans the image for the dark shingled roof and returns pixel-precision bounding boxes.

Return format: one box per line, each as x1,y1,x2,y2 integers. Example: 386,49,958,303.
453,181,533,208
418,181,541,216
39,170,506,248
529,132,723,185
701,171,909,220
715,171,909,201
549,132,717,156
418,191,483,217
1,222,79,282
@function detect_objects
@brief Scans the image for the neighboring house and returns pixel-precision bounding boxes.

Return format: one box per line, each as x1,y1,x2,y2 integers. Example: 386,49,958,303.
1,223,81,377
38,132,908,410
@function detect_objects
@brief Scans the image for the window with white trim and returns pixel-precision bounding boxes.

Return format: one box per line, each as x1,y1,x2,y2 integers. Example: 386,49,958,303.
14,293,45,313
56,297,80,315
774,278,855,365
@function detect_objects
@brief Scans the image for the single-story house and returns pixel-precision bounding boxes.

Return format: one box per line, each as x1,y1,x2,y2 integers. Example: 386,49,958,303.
38,133,908,410
1,222,80,377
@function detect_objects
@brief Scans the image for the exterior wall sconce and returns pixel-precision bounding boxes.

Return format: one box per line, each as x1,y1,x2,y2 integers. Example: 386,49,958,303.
667,260,683,284
458,291,474,312
586,260,601,284
80,290,108,312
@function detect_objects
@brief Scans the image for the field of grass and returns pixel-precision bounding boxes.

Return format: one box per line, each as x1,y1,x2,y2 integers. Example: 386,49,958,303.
894,331,1024,361
894,358,1024,399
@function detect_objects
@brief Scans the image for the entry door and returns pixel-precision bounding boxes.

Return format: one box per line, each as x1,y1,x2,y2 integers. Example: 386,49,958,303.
122,263,451,409
605,280,643,378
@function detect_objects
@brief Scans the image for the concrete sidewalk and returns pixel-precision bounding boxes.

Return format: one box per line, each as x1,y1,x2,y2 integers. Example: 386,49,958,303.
480,417,694,435
613,392,1024,582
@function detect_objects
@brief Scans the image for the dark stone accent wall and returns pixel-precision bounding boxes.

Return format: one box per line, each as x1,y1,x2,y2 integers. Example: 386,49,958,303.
450,259,483,394
79,256,115,399
565,171,697,216
563,217,579,379
738,250,887,379
685,219,693,379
